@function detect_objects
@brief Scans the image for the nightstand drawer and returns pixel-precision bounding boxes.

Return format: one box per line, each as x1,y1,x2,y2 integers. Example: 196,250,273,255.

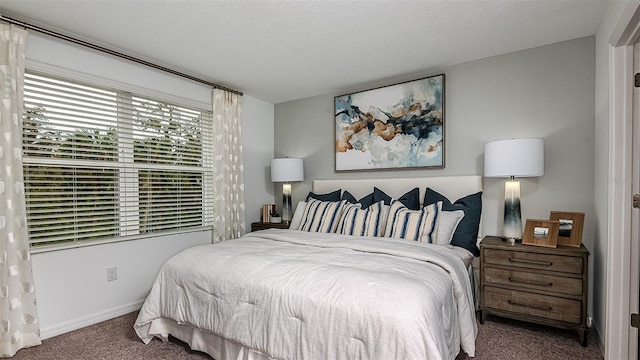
484,286,582,324
483,267,582,296
484,248,582,274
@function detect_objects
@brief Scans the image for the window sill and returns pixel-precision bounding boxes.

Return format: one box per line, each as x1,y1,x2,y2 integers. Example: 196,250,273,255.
29,226,213,254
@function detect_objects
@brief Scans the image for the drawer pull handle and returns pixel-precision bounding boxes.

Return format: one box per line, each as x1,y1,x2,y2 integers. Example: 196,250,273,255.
508,277,553,287
508,258,553,266
508,300,552,311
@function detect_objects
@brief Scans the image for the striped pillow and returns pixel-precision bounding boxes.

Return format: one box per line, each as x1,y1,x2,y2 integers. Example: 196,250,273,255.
336,201,387,236
297,199,347,233
384,200,442,243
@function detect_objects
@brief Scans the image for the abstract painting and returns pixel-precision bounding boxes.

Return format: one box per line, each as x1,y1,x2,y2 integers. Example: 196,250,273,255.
334,74,445,171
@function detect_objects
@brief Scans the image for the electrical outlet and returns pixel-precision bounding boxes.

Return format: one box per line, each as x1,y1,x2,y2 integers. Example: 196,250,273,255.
106,266,117,282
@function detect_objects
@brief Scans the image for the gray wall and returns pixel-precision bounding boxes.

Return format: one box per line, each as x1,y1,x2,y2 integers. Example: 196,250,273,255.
275,36,596,314
242,97,276,225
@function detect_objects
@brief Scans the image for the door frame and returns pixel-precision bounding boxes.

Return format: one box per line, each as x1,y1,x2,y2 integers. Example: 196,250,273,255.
633,42,640,360
607,2,640,359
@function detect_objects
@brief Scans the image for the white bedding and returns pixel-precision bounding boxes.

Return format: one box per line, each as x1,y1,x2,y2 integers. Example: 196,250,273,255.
135,229,477,359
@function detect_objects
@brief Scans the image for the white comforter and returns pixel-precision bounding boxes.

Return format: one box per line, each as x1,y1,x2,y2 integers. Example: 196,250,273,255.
134,229,477,359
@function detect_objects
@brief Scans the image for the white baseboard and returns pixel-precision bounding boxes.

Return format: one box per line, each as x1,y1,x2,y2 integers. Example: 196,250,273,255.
592,319,604,357
39,300,144,339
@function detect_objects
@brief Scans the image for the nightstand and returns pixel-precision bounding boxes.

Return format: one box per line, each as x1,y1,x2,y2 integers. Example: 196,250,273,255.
480,235,589,346
251,222,290,232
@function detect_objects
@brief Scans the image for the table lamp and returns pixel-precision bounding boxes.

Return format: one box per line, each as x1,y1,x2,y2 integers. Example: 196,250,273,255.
271,158,304,222
484,138,544,242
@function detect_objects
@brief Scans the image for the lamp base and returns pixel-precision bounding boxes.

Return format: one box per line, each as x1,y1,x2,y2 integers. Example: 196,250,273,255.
503,179,523,241
501,237,521,244
282,183,292,222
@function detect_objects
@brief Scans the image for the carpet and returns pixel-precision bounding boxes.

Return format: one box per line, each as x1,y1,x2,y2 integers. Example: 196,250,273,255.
10,312,602,359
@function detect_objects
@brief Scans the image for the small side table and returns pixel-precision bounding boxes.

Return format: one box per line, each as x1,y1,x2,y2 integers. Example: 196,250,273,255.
251,222,290,232
480,235,589,346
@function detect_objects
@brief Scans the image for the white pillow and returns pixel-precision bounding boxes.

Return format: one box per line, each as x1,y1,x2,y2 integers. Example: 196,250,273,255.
336,201,385,236
289,201,307,230
436,210,465,245
384,200,442,243
297,199,347,233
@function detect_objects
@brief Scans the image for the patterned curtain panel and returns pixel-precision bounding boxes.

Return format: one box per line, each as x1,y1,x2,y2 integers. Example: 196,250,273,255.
0,24,41,356
211,88,246,242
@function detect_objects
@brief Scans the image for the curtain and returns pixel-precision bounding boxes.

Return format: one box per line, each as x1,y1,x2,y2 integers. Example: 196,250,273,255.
0,24,41,357
211,88,246,242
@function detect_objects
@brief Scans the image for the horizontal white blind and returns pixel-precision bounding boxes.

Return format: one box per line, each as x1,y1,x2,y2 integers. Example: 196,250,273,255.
22,70,214,247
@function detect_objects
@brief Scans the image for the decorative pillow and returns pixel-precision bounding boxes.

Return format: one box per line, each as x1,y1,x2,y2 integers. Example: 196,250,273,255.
289,201,307,230
384,200,442,243
342,190,375,209
373,187,420,210
424,189,482,256
297,199,347,233
436,210,465,245
341,191,357,203
306,189,341,202
336,201,387,236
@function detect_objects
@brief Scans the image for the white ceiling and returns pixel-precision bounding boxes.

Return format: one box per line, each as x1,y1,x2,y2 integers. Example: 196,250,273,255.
0,0,609,104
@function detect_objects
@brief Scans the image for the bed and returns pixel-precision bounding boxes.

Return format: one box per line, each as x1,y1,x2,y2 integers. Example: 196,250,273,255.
134,175,482,360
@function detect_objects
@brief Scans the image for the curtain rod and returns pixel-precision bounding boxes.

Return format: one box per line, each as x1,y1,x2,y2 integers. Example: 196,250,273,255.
0,14,243,96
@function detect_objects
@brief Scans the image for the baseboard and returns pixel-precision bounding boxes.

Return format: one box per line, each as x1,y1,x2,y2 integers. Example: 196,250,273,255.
39,300,144,339
591,319,604,357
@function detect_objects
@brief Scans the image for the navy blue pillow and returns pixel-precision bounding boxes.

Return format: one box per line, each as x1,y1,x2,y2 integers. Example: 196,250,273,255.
373,187,420,210
424,188,482,256
306,189,341,202
342,191,375,209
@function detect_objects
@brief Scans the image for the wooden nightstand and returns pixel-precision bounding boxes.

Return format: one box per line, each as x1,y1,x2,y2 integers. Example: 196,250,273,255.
251,222,290,232
480,235,589,346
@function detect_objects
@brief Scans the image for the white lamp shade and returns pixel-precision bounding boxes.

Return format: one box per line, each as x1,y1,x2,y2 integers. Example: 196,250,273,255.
271,158,304,182
484,138,544,178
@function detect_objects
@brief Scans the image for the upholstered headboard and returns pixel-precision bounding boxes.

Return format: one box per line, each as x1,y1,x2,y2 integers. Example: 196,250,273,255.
312,175,483,238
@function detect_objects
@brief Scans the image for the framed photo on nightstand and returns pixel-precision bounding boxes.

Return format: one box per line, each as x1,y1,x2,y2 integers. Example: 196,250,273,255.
549,211,585,247
522,219,560,248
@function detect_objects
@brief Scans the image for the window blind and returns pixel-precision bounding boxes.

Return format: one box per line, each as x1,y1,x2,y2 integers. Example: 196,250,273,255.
22,71,214,247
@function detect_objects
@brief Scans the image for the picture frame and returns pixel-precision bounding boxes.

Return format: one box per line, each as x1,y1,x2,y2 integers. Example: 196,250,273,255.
334,74,445,171
522,219,560,248
549,211,585,247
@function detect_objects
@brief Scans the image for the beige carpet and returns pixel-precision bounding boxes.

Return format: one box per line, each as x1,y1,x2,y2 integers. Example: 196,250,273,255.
11,312,602,359
456,315,602,360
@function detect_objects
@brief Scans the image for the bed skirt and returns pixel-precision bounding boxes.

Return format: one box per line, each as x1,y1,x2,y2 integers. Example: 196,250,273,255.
141,317,271,360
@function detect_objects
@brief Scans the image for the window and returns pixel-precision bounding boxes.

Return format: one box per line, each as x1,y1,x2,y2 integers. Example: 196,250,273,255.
22,71,214,248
